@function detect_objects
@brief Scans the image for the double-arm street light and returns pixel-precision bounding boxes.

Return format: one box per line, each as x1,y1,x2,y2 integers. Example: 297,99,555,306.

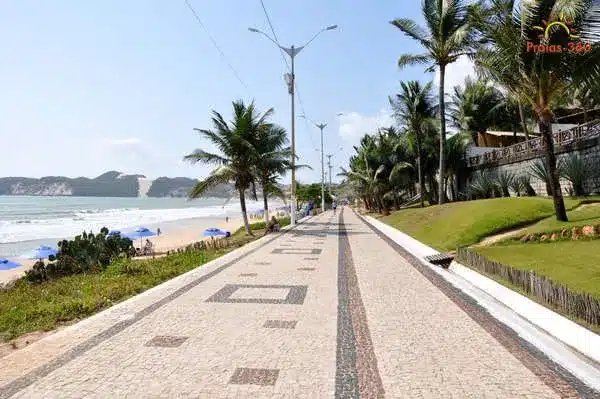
248,24,337,225
300,115,327,212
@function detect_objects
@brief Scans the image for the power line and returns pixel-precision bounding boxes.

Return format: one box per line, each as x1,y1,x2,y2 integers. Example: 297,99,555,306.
184,0,249,91
259,0,290,72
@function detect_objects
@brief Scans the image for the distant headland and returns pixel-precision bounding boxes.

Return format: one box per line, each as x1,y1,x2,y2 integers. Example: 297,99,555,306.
0,171,233,198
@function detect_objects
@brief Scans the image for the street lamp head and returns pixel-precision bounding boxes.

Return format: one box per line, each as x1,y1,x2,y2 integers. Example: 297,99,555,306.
248,27,260,33
326,25,338,30
337,112,344,116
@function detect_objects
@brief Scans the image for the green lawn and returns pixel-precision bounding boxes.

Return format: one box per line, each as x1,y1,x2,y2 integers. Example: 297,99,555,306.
521,203,600,235
475,240,600,298
379,197,598,251
0,229,261,342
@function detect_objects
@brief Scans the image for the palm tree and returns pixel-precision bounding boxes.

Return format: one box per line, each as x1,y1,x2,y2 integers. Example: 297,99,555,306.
390,80,436,207
449,77,504,145
251,124,292,223
184,100,273,235
474,0,600,221
391,0,475,204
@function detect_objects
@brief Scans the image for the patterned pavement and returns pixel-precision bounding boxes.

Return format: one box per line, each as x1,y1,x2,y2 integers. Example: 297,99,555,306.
0,208,598,398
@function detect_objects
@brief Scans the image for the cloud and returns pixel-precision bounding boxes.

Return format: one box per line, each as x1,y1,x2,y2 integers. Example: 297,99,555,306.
105,137,142,146
338,109,394,145
433,55,475,91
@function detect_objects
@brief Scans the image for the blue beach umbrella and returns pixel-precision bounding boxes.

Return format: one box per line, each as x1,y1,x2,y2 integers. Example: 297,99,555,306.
108,230,122,237
0,258,22,270
203,228,227,237
25,245,58,260
125,227,157,247
126,227,157,240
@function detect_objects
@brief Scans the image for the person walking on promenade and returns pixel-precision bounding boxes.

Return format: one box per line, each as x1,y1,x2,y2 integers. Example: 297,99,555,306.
332,201,337,215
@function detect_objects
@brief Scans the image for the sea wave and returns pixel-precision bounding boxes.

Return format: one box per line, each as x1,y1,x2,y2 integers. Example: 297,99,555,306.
0,201,267,244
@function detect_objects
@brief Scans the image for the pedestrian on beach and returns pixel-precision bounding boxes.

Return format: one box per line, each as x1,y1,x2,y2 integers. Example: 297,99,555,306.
226,216,229,223
157,227,161,236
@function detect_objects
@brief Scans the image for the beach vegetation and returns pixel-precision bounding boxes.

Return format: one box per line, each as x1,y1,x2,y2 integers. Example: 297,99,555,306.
24,228,133,284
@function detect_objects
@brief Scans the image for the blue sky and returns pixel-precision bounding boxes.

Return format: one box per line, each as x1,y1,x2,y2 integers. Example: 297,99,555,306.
0,0,473,183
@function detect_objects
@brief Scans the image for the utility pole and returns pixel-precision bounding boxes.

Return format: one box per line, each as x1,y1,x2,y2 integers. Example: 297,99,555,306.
327,154,333,195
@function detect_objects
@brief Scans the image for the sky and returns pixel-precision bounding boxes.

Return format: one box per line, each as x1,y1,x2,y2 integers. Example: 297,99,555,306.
0,0,474,184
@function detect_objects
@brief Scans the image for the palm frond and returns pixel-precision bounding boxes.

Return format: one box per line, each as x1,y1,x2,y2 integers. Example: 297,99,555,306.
397,53,432,69
390,18,431,46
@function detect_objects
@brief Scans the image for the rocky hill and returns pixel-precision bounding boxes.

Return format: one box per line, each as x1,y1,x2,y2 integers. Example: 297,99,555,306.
146,177,232,198
0,172,235,198
0,171,143,197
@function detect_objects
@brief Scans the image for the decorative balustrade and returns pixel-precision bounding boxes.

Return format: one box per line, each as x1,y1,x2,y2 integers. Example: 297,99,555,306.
467,120,600,168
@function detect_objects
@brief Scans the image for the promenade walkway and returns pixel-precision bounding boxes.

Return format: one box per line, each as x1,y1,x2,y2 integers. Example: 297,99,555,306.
0,208,597,398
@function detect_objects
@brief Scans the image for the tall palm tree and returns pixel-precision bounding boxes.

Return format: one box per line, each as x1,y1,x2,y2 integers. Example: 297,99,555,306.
184,100,273,235
251,124,292,223
391,0,475,204
475,0,600,221
390,80,436,207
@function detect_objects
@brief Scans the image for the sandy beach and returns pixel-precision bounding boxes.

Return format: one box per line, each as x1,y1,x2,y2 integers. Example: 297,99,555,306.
0,216,246,285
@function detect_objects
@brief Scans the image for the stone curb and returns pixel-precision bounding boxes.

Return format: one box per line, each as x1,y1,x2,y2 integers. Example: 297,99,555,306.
357,212,600,391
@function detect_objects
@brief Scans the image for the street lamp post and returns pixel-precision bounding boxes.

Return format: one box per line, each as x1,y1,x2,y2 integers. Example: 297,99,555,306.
301,115,327,212
248,24,337,224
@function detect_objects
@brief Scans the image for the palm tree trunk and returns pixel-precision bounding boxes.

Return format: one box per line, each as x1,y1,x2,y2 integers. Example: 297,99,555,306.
538,119,568,221
239,188,254,236
262,184,269,223
518,100,530,140
416,136,425,208
438,64,447,205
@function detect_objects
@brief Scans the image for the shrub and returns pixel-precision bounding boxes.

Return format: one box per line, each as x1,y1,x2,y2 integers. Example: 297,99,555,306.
519,175,537,196
530,158,564,196
468,170,499,199
495,170,515,197
562,154,588,196
25,227,133,283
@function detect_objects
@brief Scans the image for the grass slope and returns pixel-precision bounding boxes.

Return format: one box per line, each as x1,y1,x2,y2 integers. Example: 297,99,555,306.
380,197,596,251
521,203,600,235
476,240,600,298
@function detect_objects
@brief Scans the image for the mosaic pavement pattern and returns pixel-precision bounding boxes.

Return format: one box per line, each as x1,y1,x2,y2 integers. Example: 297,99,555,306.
0,209,598,398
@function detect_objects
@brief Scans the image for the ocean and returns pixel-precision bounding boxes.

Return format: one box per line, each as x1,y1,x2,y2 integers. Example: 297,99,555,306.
0,196,270,258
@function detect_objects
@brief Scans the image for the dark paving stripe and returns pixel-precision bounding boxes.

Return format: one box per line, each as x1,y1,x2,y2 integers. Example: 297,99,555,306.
0,222,307,399
355,210,599,398
338,209,385,398
335,207,360,398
